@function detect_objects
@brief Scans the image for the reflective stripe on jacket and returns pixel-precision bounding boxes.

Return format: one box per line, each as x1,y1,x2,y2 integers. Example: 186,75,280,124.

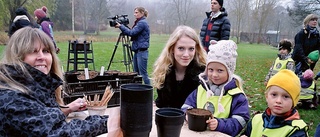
271,57,294,76
251,114,307,137
196,86,243,118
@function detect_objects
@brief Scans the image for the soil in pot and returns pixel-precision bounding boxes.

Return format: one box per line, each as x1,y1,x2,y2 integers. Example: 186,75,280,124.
118,72,138,80
77,71,98,81
105,70,120,79
187,108,212,131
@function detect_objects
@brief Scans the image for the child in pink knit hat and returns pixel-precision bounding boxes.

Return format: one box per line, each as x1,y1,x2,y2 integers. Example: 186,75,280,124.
33,6,60,54
298,69,317,109
181,40,250,136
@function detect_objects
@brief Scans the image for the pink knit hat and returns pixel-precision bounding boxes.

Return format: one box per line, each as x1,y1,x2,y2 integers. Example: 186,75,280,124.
206,40,238,81
34,6,47,19
303,69,314,80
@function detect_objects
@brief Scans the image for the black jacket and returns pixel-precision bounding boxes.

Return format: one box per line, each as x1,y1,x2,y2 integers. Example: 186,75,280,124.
200,9,231,50
293,26,320,71
155,60,205,108
0,64,108,136
8,15,32,37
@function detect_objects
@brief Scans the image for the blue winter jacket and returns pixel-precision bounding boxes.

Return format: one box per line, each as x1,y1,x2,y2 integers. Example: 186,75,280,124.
119,17,150,52
182,78,250,137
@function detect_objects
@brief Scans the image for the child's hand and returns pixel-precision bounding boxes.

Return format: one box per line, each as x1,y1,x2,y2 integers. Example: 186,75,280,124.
308,58,314,64
240,135,248,137
206,118,218,130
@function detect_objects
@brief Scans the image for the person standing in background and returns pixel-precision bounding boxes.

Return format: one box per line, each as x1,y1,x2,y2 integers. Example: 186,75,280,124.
292,14,320,75
8,7,34,37
153,25,207,108
200,0,230,52
34,6,60,54
115,7,150,85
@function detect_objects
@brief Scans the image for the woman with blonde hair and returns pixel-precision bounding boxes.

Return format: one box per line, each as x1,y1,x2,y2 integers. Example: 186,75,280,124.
293,13,320,75
0,27,109,136
153,25,207,108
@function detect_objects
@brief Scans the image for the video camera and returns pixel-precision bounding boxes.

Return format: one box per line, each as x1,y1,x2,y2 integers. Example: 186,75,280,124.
108,14,130,27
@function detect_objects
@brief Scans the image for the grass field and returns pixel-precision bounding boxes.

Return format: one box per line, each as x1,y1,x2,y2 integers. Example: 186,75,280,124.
1,30,320,136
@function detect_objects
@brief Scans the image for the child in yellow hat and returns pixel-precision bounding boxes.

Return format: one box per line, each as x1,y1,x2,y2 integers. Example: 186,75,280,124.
241,69,309,137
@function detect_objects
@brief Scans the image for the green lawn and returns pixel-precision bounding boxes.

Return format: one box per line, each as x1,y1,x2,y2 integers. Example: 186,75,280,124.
1,31,320,136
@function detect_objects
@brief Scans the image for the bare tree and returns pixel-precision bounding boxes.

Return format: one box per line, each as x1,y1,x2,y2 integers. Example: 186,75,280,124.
154,0,207,33
252,0,278,44
0,0,54,31
228,0,250,43
287,0,320,28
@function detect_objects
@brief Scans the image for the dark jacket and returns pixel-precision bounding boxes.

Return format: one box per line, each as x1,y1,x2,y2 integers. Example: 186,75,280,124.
155,60,205,108
243,108,308,137
0,64,108,137
119,17,150,52
293,26,320,71
200,9,231,50
8,15,32,37
38,17,55,41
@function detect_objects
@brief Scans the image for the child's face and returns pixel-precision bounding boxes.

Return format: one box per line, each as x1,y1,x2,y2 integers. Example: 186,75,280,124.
279,48,289,55
207,62,228,85
265,86,293,116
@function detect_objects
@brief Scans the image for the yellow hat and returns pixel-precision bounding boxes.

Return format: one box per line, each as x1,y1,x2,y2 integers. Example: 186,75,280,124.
266,69,301,107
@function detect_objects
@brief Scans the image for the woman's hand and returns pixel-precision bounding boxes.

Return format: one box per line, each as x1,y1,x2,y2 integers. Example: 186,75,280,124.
206,117,218,130
68,98,87,112
115,22,121,28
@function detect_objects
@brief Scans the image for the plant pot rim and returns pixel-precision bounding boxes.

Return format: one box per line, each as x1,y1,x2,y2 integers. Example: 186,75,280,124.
156,107,185,117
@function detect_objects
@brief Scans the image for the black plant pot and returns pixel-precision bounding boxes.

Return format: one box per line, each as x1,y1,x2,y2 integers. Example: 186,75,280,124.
92,74,113,81
187,108,212,131
120,83,153,137
64,71,80,83
155,108,185,137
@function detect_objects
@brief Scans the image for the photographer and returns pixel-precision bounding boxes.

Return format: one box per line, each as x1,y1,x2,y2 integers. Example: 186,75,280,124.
115,7,150,85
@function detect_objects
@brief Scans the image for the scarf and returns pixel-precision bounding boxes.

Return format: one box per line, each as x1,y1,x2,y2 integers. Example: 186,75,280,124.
305,25,319,38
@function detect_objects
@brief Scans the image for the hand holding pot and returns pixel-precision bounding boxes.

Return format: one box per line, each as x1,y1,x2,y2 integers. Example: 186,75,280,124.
206,117,218,130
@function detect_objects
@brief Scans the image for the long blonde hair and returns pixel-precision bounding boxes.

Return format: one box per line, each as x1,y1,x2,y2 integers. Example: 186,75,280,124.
152,25,207,89
0,27,64,105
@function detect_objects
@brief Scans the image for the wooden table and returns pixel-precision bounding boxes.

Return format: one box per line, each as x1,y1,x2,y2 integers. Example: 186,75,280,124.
67,106,231,137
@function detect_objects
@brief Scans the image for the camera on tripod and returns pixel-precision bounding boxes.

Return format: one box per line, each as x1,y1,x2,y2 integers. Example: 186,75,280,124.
108,14,130,27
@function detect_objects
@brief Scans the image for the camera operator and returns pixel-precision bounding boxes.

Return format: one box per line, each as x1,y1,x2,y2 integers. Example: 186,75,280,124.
115,7,150,85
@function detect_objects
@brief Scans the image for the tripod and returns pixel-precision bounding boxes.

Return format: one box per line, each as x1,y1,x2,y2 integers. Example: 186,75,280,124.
107,33,133,72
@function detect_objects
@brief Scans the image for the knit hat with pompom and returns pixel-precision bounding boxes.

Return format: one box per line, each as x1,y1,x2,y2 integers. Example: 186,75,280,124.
34,6,47,19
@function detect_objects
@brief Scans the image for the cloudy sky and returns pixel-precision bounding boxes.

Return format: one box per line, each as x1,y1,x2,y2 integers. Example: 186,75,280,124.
278,0,293,7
